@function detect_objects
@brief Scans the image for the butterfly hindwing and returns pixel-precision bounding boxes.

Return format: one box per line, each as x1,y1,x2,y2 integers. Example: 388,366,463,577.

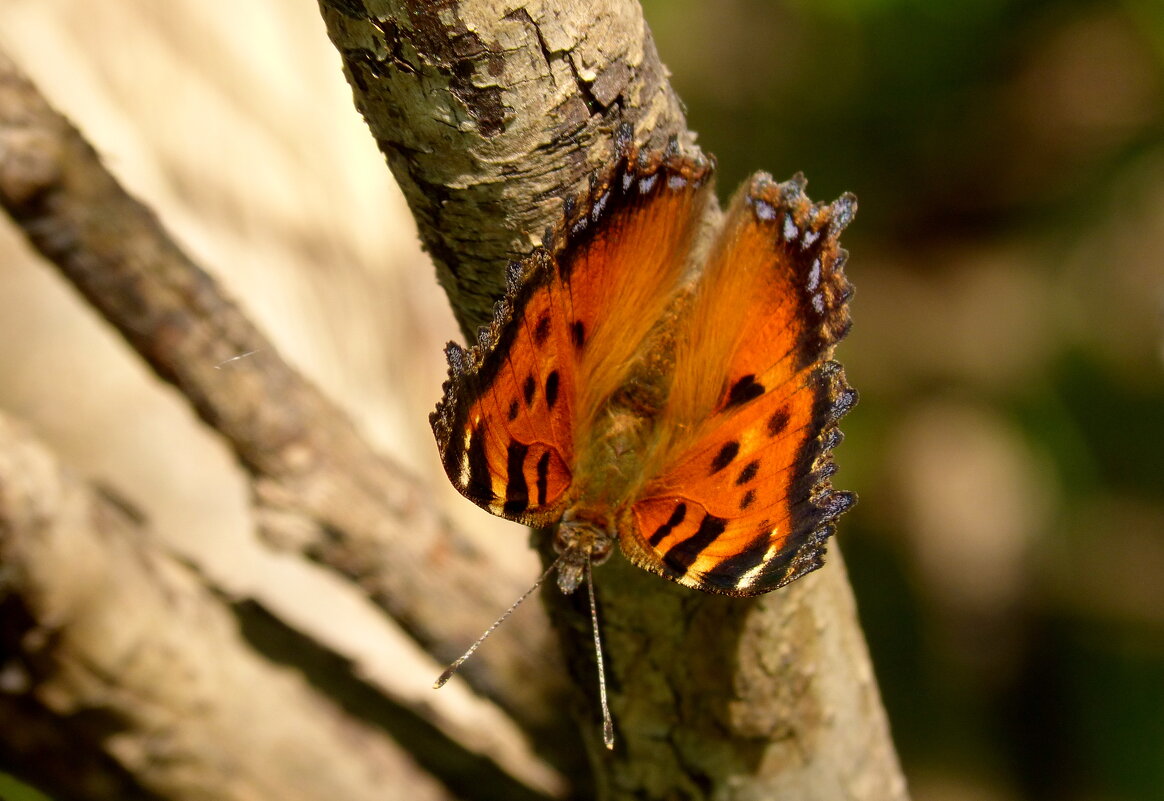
431,140,714,527
620,174,858,596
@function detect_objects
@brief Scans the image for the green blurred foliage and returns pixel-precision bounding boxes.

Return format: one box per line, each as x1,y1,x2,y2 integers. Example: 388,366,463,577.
642,0,1164,799
0,772,52,801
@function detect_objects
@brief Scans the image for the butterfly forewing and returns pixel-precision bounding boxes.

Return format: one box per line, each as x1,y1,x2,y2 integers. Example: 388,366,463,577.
621,173,858,596
431,144,714,528
560,151,713,436
431,255,577,526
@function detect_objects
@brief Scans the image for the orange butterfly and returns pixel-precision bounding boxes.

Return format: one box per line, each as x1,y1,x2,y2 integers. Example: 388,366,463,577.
430,131,857,744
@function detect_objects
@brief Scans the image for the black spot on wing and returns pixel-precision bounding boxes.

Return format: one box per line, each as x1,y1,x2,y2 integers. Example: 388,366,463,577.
740,489,756,510
710,441,740,474
571,320,586,350
767,406,791,437
735,460,760,485
545,370,560,410
662,513,728,575
534,313,551,345
648,503,687,546
535,451,550,507
523,374,536,406
726,374,765,407
502,441,529,515
467,425,492,502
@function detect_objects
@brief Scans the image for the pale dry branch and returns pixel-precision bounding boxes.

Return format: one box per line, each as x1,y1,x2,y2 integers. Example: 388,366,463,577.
0,413,457,801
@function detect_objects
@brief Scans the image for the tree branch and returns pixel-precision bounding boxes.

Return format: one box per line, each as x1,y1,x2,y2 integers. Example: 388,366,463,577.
317,0,692,335
317,0,908,798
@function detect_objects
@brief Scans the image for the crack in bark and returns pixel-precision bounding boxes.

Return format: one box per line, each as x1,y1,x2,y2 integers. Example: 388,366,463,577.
504,6,613,118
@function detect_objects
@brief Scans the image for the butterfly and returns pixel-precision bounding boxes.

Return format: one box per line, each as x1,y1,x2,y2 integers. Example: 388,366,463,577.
429,131,857,745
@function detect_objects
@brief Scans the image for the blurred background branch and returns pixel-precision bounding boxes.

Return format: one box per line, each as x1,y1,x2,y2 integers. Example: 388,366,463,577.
0,413,461,801
0,44,567,748
0,42,566,799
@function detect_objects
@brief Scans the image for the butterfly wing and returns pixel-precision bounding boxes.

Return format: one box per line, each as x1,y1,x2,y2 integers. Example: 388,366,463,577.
431,251,579,525
618,174,858,595
431,144,713,526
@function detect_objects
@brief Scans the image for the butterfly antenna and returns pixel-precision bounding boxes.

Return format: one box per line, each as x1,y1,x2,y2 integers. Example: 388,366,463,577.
586,558,615,750
434,553,565,689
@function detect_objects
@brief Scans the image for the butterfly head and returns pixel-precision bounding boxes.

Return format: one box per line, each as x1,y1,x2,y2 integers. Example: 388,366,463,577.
554,510,615,594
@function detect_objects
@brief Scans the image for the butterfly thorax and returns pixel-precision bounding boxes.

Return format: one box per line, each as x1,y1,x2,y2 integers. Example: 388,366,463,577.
555,376,669,593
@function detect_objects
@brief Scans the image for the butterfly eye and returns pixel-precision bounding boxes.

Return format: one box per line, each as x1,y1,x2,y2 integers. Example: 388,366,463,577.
590,535,614,563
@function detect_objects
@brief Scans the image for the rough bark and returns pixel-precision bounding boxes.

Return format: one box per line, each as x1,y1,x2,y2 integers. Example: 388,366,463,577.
318,1,909,799
316,0,692,335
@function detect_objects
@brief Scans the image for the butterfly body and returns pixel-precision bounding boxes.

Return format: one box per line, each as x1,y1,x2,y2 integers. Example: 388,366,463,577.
550,396,657,592
432,136,857,598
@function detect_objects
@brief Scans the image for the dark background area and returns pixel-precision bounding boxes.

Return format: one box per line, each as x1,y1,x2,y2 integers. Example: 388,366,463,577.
641,1,1164,799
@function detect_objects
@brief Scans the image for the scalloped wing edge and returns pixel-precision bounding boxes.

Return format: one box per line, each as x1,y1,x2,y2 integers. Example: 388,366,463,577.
625,173,859,597
717,172,859,595
744,172,856,371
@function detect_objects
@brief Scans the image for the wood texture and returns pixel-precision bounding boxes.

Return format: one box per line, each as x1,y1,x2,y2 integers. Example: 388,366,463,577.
317,0,692,335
